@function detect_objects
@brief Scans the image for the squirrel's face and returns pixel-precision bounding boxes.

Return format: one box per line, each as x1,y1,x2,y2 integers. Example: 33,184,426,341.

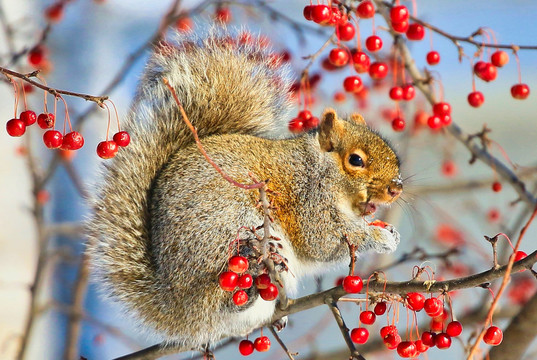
318,109,402,216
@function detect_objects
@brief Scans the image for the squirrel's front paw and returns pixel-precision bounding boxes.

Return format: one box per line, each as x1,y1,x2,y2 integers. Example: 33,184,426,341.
272,316,288,332
363,221,400,254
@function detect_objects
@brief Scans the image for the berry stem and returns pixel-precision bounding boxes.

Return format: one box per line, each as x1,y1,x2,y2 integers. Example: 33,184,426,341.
103,102,112,140
353,17,362,52
108,100,121,132
9,76,19,118
20,80,28,110
58,95,73,132
513,49,522,84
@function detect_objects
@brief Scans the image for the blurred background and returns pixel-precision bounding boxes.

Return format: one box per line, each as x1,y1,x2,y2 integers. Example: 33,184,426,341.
1,0,536,359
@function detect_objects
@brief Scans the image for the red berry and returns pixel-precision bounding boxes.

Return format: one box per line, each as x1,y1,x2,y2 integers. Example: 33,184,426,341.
215,6,232,23
350,327,369,344
446,321,463,337
427,115,442,130
37,113,55,129
298,110,312,121
424,297,443,317
397,341,418,358
391,117,405,132
62,131,84,150
219,271,238,291
6,119,26,137
43,130,63,149
238,274,253,289
491,50,509,67
492,181,502,192
254,336,271,352
20,110,37,126
369,62,388,79
406,292,425,311
229,256,249,273
415,339,429,353
343,76,363,93
487,208,501,223
389,86,403,100
352,51,370,73
406,23,425,41
474,61,497,82
288,117,304,133
390,5,409,23
514,250,527,262
233,290,249,306
113,131,130,147
435,333,452,349
356,1,375,19
401,84,415,100
374,301,387,315
342,275,363,293
327,7,344,26
337,22,355,41
433,102,451,116
97,140,119,159
468,91,485,107
430,318,445,332
45,3,64,23
311,5,331,24
329,48,349,66
359,311,376,325
259,283,278,301
483,326,503,346
255,274,272,289
304,116,319,130
380,325,397,338
384,333,402,350
365,35,382,52
28,46,46,67
442,160,457,177
239,339,254,356
427,51,441,65
511,84,530,99
421,331,436,347
303,5,314,21
391,20,409,33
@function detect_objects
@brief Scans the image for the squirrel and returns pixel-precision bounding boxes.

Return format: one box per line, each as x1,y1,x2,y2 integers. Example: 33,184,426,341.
86,30,403,352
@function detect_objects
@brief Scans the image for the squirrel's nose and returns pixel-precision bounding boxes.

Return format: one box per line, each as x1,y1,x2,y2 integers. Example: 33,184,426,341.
387,186,402,199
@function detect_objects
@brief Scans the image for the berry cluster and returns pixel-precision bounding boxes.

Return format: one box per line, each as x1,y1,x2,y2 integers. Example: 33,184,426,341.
294,1,532,135
289,110,319,133
347,290,503,357
238,335,271,356
5,96,130,160
218,256,279,306
219,256,252,306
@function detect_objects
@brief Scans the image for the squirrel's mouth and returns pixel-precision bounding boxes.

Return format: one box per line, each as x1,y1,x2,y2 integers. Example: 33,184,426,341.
361,202,377,216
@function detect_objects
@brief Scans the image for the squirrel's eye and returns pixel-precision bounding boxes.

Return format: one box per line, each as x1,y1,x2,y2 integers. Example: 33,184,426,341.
349,154,365,167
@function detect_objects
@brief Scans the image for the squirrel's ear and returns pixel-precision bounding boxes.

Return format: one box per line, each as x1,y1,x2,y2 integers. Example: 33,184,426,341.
319,108,344,152
349,113,366,125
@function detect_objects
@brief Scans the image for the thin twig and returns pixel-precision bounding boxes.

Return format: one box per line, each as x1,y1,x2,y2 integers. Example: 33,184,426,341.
269,326,297,360
326,300,365,360
0,66,108,106
62,254,91,360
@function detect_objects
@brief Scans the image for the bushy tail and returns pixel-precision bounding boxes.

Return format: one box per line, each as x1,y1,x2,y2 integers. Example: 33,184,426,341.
86,29,292,326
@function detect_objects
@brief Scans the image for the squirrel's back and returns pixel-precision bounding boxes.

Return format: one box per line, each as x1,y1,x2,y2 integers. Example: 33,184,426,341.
86,30,292,340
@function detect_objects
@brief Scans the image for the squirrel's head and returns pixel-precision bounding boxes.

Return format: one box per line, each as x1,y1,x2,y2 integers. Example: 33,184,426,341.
318,108,402,216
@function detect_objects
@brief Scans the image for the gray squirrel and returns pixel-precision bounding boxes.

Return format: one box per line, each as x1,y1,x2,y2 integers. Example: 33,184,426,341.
86,29,402,353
